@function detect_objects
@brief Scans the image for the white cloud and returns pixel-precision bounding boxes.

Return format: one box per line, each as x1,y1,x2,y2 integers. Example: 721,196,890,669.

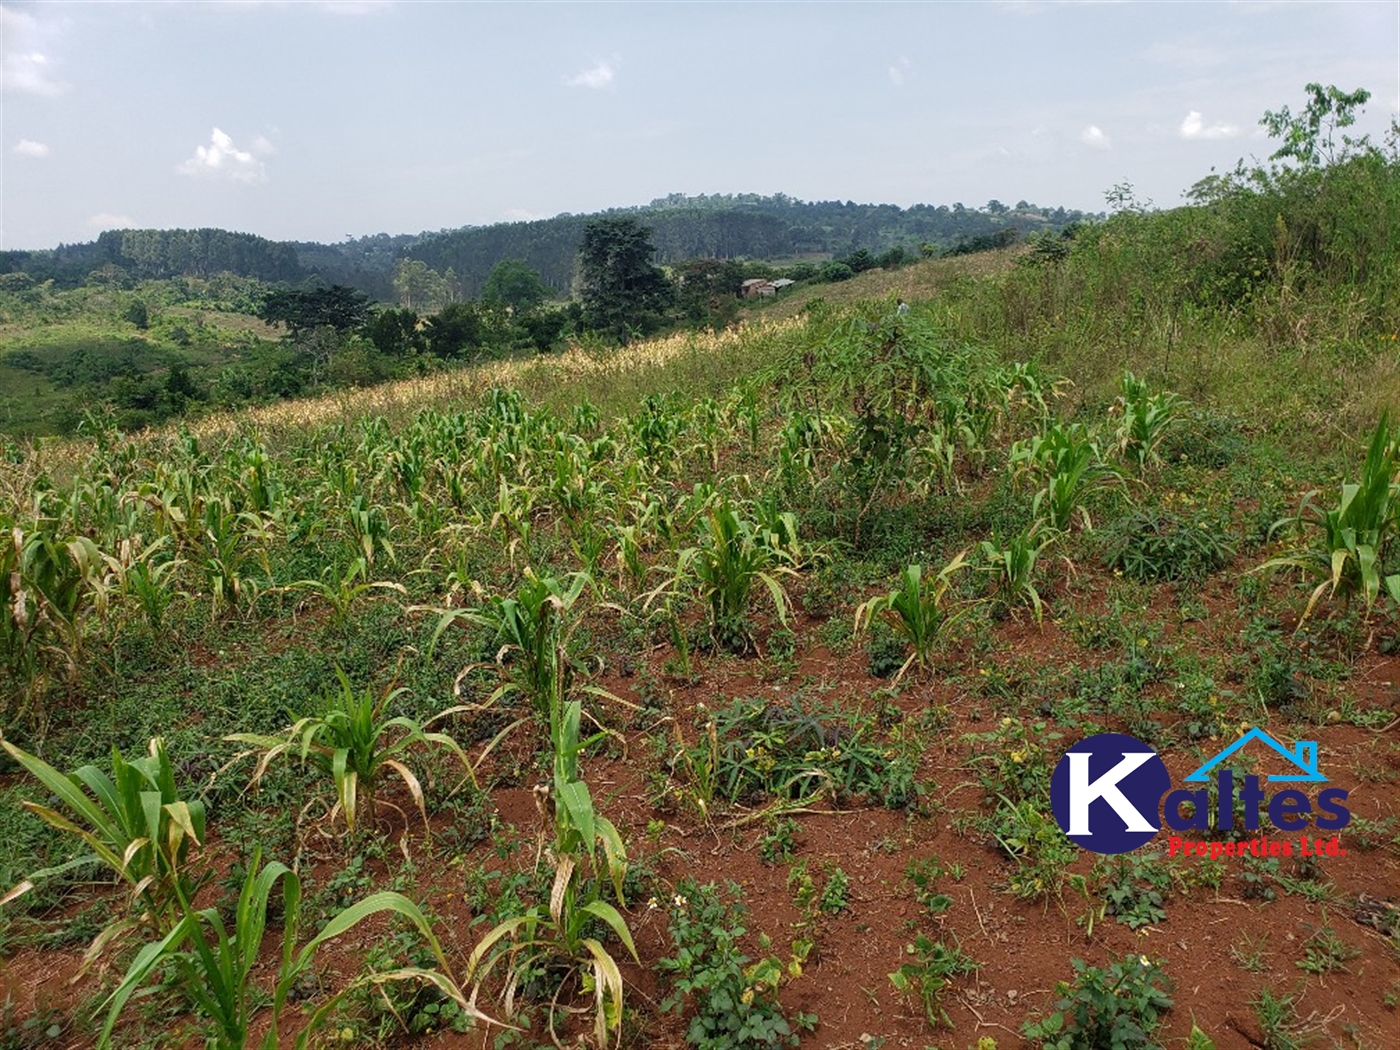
1080,125,1111,149
1179,111,1239,140
176,127,268,183
565,60,616,90
88,213,136,230
888,56,911,86
1,8,66,97
13,139,50,158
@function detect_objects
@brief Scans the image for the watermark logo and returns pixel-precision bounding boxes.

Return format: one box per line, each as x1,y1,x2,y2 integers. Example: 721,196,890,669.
1048,729,1350,856
1049,733,1171,854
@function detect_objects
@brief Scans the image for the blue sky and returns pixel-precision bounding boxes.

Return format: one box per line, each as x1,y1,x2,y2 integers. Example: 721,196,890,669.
3,1,1398,249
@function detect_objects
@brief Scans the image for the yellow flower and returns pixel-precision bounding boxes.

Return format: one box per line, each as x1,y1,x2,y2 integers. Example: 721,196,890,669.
1001,716,1013,727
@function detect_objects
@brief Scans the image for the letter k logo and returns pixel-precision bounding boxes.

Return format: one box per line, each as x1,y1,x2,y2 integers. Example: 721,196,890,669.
1066,752,1158,836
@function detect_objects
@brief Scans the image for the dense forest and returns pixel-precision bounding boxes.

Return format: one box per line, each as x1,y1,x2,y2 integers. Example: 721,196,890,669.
0,194,1095,300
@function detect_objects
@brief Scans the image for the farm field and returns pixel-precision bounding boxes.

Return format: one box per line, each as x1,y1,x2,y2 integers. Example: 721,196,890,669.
2,283,1399,1050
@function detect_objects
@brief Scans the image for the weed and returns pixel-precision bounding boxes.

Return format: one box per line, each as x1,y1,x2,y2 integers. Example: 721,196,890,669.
905,856,955,916
658,880,816,1050
1021,955,1173,1050
1097,853,1171,930
697,695,916,808
888,934,979,1029
1295,925,1359,975
980,797,1079,902
757,817,799,865
1252,986,1306,1050
1230,932,1271,973
1103,505,1234,584
819,867,850,915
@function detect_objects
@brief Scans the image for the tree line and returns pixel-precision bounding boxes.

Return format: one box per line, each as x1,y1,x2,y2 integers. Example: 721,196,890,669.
0,194,1094,298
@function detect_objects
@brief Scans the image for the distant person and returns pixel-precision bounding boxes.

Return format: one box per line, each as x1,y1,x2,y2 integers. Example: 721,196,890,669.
896,297,909,315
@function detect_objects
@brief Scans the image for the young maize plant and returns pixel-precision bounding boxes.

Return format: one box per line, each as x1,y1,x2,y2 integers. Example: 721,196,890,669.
663,499,799,653
224,668,476,838
1116,370,1180,469
278,557,407,634
0,521,108,721
854,554,970,681
978,525,1054,624
2,736,205,957
426,570,591,722
1262,413,1400,623
464,695,637,1049
97,848,495,1050
1009,421,1122,532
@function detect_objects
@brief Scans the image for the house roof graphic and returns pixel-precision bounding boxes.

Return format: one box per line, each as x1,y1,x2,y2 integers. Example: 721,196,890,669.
1183,727,1327,784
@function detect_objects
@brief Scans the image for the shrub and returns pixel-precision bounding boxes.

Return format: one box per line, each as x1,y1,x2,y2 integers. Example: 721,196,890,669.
1103,506,1234,584
1021,955,1173,1050
658,880,816,1050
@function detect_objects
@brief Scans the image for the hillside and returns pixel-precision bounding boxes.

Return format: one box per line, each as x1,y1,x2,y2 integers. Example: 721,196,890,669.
0,193,1094,301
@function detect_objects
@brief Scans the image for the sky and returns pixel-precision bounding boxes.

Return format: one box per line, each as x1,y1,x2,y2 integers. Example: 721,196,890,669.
2,0,1399,250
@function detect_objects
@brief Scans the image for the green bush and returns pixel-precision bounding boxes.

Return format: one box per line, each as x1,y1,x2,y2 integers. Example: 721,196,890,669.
1103,506,1234,583
658,880,816,1050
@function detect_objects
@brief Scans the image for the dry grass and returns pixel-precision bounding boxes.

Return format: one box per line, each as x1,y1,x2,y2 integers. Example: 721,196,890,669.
742,248,1022,322
16,316,810,483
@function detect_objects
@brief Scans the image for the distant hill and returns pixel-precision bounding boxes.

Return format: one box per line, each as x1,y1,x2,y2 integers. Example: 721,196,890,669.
0,194,1097,300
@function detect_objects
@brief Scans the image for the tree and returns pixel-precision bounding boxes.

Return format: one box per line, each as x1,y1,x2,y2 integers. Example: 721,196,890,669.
674,258,745,328
366,307,424,357
258,285,371,340
577,217,672,342
424,301,485,359
482,259,549,310
1262,83,1373,168
392,259,454,312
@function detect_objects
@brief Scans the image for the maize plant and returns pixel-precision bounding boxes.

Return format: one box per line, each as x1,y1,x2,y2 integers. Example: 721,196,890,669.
629,392,685,469
854,555,969,681
280,557,407,634
1262,413,1400,623
1009,422,1122,532
465,695,636,1050
668,501,799,652
978,526,1053,624
196,500,268,616
0,520,107,718
426,570,591,721
1116,371,1180,469
344,493,395,568
98,848,492,1050
2,736,206,947
225,668,474,838
104,535,182,633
